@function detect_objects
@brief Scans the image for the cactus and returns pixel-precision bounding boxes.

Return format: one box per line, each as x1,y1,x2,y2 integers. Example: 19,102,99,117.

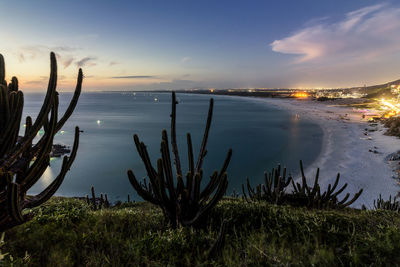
242,164,292,204
374,194,400,212
87,186,110,210
289,160,363,209
127,92,232,228
243,161,363,209
0,52,82,231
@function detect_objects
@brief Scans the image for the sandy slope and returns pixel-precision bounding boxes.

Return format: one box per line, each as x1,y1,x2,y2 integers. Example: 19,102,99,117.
250,97,400,208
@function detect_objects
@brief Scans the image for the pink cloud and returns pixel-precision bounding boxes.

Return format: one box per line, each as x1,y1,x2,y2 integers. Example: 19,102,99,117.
271,4,400,64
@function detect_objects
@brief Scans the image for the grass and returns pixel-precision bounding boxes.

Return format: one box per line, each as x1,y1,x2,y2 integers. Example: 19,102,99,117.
2,197,400,266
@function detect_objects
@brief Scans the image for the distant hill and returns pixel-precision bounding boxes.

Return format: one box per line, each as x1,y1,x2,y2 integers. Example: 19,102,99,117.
346,79,400,99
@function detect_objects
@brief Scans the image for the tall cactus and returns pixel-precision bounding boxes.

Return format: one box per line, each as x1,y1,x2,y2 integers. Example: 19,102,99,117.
127,92,232,228
0,52,82,231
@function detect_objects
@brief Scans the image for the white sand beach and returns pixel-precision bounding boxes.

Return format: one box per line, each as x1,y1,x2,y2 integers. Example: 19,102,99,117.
253,97,400,208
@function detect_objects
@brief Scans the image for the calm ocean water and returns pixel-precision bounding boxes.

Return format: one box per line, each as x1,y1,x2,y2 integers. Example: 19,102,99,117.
23,92,323,202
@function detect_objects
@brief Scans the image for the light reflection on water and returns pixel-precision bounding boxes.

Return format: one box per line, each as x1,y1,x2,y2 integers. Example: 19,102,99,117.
40,165,54,188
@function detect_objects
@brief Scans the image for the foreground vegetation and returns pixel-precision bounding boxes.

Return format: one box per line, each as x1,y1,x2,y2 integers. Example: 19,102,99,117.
2,197,400,266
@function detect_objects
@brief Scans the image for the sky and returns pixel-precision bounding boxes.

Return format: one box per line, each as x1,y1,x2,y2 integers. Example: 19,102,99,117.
1,0,400,91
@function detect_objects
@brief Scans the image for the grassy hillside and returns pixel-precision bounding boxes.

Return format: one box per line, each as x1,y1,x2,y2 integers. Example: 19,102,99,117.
2,197,400,266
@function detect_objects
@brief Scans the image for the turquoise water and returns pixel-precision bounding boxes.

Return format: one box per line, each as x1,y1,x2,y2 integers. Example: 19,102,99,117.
23,92,323,202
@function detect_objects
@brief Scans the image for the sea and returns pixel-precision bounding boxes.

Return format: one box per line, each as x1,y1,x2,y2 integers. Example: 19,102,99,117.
23,92,323,202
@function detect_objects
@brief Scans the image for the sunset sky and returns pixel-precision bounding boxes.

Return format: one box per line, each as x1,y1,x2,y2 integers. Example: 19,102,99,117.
1,0,400,91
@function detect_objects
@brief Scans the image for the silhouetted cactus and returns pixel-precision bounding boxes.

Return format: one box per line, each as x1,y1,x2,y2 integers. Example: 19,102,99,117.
127,92,232,228
242,164,292,204
86,186,110,210
0,52,82,231
374,194,400,212
290,160,363,209
243,160,363,209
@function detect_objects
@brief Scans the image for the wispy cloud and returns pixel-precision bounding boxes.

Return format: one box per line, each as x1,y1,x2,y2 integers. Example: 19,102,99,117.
271,4,400,64
18,53,25,63
181,57,191,63
111,75,157,79
109,61,120,66
52,46,80,52
62,56,74,69
18,45,86,69
76,56,97,67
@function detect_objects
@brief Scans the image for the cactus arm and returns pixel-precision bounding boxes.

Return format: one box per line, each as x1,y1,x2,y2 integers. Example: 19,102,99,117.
20,97,58,191
156,158,170,205
7,182,24,224
339,189,363,208
28,52,57,136
170,92,182,177
0,54,5,84
242,184,250,203
194,98,213,174
186,133,194,183
23,156,68,209
310,168,320,195
198,171,218,203
0,91,23,156
331,183,348,199
132,134,159,191
193,172,202,203
55,69,83,132
160,138,177,202
200,149,232,200
176,175,184,196
184,173,228,226
127,169,159,205
23,127,79,209
8,77,18,92
1,53,57,170
299,160,311,195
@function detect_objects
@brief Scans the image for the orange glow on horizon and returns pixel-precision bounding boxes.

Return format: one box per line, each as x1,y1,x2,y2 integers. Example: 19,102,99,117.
293,92,309,98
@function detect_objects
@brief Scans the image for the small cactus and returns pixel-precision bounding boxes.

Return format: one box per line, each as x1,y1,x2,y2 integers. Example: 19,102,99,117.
290,160,363,209
242,164,292,204
374,194,400,211
87,186,110,210
242,160,363,209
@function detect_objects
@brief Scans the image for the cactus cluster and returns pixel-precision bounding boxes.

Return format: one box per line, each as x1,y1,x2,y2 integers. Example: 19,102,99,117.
242,164,292,204
374,194,400,212
0,52,82,231
127,92,232,228
243,160,363,209
86,186,110,210
290,160,363,209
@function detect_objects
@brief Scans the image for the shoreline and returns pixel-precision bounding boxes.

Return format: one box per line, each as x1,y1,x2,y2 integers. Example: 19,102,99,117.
246,97,400,208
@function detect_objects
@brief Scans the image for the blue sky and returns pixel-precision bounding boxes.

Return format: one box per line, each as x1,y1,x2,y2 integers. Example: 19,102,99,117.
0,0,399,91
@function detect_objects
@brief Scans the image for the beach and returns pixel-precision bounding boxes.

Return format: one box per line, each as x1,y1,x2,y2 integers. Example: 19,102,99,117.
253,97,400,208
